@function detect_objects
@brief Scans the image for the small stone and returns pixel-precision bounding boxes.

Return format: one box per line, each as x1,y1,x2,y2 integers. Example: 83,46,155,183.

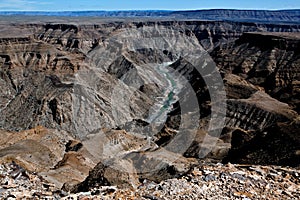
204,174,216,182
233,192,241,196
276,189,283,194
282,191,293,197
79,196,90,200
142,195,160,200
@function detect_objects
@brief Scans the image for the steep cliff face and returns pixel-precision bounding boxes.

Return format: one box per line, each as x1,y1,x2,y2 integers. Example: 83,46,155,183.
0,25,175,136
25,20,300,53
212,32,300,113
185,21,300,51
211,32,300,165
0,37,81,131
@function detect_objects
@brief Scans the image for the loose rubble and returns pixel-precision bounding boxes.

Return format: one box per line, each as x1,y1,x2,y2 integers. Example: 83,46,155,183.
0,162,67,199
1,162,299,199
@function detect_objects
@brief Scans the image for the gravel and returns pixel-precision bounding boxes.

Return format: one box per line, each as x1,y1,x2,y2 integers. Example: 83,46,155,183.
1,162,299,199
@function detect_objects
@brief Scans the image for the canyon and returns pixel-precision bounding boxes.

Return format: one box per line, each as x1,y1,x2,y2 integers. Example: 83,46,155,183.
0,11,299,198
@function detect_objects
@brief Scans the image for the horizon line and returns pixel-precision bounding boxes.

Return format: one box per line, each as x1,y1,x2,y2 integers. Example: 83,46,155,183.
0,8,300,12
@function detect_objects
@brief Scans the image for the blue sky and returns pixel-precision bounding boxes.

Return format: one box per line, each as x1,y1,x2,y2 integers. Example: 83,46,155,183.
0,0,299,11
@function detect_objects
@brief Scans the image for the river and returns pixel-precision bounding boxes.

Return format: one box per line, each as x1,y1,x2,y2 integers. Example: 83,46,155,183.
146,61,182,124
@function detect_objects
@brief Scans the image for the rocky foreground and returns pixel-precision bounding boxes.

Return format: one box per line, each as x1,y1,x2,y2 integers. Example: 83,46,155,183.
1,162,299,199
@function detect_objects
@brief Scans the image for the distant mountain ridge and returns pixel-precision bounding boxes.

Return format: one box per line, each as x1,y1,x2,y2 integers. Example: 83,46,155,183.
172,9,300,23
0,9,300,24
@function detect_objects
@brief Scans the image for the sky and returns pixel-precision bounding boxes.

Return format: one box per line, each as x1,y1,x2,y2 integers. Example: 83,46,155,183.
0,0,299,11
